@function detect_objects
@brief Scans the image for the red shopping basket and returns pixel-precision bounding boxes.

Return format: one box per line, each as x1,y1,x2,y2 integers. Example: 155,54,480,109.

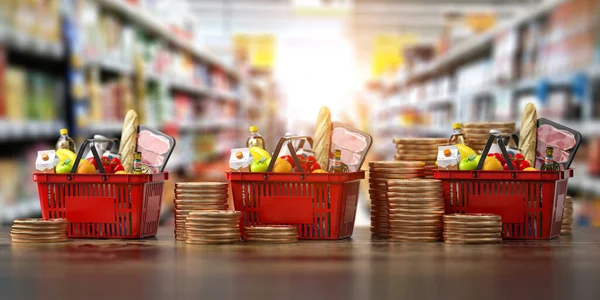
227,136,365,240
32,139,168,238
434,131,577,240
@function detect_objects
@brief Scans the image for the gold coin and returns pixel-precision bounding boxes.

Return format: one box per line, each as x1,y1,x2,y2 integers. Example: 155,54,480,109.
388,230,442,237
186,226,239,233
188,210,240,218
387,191,443,198
186,238,240,245
369,167,425,174
386,178,441,186
388,213,442,220
389,236,442,243
393,138,448,145
388,224,442,230
388,219,443,226
387,185,443,193
176,182,228,188
10,229,67,236
185,231,241,238
174,199,228,205
245,225,297,232
11,237,68,243
443,213,501,222
370,173,424,180
388,207,444,214
443,237,502,244
175,194,228,200
175,189,228,196
443,226,501,233
443,231,501,239
396,144,445,150
388,203,445,210
368,161,426,168
13,218,68,226
444,220,503,228
175,203,228,210
388,196,442,202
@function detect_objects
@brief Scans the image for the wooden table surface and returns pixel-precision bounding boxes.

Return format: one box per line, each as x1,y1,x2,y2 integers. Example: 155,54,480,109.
1,226,600,300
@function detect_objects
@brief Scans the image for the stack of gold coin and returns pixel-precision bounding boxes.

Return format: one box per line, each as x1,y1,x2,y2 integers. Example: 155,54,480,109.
368,161,425,239
245,226,299,244
462,122,516,152
561,196,574,236
393,138,449,178
10,218,68,243
174,182,229,241
443,213,502,244
386,179,444,242
185,210,241,245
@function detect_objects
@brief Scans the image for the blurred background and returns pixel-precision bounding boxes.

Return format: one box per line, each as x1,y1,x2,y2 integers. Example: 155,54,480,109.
0,0,599,228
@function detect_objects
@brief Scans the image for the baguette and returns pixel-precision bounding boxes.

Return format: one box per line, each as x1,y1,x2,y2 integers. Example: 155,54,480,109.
519,103,537,164
119,110,139,173
314,106,332,171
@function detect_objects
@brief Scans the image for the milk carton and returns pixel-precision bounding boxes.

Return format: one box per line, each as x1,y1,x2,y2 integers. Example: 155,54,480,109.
36,150,59,173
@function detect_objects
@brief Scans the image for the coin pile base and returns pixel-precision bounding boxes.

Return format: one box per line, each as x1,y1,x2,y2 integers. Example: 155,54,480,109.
443,214,503,244
392,138,448,178
11,218,69,243
244,226,299,244
368,161,426,239
561,196,574,236
185,211,241,245
386,179,444,243
174,182,229,241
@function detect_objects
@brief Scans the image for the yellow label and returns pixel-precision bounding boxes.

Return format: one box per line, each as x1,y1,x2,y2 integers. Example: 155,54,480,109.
233,34,276,69
371,34,416,76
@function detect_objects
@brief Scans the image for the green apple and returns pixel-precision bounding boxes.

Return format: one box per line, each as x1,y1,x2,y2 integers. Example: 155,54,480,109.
56,159,74,174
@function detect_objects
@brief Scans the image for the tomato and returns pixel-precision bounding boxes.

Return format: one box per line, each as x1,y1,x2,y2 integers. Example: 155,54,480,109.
111,157,121,166
112,164,125,173
514,153,525,162
518,160,531,170
280,155,295,168
86,157,98,170
489,153,505,165
306,156,316,163
503,161,518,170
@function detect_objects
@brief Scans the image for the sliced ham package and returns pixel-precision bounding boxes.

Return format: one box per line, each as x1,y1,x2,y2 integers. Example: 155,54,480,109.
137,125,176,173
331,122,372,172
534,118,581,169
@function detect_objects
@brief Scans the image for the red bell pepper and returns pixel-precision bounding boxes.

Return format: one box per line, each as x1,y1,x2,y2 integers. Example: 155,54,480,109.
280,155,295,168
112,164,125,173
518,160,531,170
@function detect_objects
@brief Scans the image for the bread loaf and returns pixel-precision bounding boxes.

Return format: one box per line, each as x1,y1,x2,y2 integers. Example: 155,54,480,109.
119,110,139,173
519,103,537,164
314,106,332,170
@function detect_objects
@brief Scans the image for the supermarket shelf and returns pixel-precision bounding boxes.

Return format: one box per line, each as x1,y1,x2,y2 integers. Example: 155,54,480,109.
0,199,40,224
180,120,237,132
170,80,212,97
82,122,123,136
0,26,64,60
83,56,134,75
214,91,240,103
403,0,567,83
96,0,239,80
569,167,600,195
145,71,239,102
0,121,65,141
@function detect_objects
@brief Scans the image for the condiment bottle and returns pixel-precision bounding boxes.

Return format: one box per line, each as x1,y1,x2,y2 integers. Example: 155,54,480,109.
133,151,143,174
246,126,266,150
448,123,468,145
329,149,349,173
56,128,76,152
541,146,560,171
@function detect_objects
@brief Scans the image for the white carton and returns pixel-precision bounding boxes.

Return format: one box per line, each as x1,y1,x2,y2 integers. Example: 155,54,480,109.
229,148,254,172
36,150,59,173
437,145,461,170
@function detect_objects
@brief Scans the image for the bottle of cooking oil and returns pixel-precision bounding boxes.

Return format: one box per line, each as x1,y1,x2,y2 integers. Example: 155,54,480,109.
448,123,468,145
541,146,560,171
56,128,76,152
329,149,349,173
246,126,266,150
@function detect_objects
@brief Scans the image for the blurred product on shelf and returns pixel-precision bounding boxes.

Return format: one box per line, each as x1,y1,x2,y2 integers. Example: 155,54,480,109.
0,0,61,44
589,137,600,176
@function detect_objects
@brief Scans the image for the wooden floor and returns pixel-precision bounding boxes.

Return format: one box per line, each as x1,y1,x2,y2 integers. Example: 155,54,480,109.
1,226,600,300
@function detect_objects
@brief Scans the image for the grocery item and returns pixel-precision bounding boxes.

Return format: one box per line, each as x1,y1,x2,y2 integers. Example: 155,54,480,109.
456,144,476,161
540,147,560,171
35,150,59,173
482,156,503,171
448,123,468,145
137,125,176,173
229,148,253,172
314,106,332,171
368,161,425,238
519,103,538,165
294,155,321,173
10,218,69,244
246,126,266,150
535,119,581,169
249,146,271,161
561,196,574,236
437,145,460,170
245,226,299,244
185,211,240,245
76,159,96,174
133,152,143,174
56,148,76,163
459,155,480,171
387,179,444,243
273,158,293,173
174,182,230,241
329,149,349,173
56,128,76,152
331,122,372,172
119,110,139,173
251,157,270,172
443,214,502,244
55,159,73,174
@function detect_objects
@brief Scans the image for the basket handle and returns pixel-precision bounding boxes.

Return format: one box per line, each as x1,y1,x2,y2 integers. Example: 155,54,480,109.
266,136,314,172
476,133,519,171
69,138,119,180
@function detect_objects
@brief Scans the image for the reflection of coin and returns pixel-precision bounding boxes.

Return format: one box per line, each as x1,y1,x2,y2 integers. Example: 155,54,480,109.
369,161,426,168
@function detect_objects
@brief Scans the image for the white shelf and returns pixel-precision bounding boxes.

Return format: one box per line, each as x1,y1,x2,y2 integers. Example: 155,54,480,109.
170,79,212,97
96,0,239,80
0,199,40,224
83,122,123,135
84,56,134,75
0,25,64,60
0,121,65,141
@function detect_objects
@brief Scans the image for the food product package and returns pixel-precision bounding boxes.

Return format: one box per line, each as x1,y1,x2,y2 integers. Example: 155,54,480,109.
230,148,254,172
137,125,176,173
314,106,332,171
119,110,139,173
534,118,581,169
330,122,372,172
437,145,460,170
35,150,59,173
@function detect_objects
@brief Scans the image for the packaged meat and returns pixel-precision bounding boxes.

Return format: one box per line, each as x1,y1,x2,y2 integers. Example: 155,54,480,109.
137,125,176,173
330,122,372,172
534,118,581,169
